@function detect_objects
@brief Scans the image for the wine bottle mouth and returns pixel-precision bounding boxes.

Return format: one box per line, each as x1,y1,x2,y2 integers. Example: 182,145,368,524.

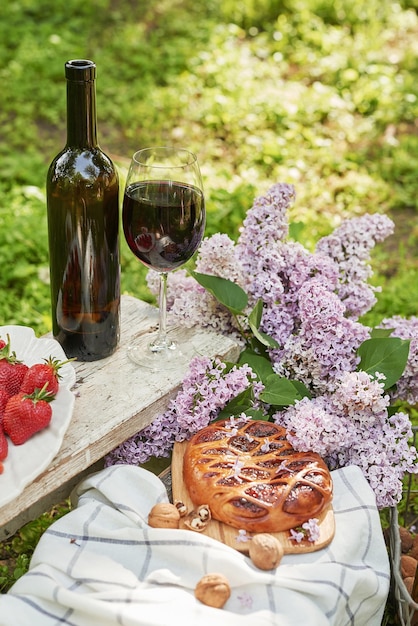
132,147,198,169
65,59,96,82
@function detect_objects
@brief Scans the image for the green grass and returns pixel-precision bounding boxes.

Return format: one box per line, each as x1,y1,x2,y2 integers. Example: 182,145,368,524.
0,0,417,616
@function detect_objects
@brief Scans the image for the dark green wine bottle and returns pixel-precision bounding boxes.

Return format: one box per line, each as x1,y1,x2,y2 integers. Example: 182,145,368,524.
46,60,120,361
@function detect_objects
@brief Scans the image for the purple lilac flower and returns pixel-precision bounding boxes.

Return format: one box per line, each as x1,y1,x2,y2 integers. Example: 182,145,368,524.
232,458,245,481
253,243,341,353
146,268,192,311
275,370,417,508
272,279,370,394
302,518,320,542
236,183,341,352
236,182,294,260
237,592,254,609
104,356,262,467
236,529,251,543
346,411,417,508
315,213,394,319
330,370,389,426
274,395,357,458
379,316,418,405
194,233,244,284
288,522,317,544
289,528,305,543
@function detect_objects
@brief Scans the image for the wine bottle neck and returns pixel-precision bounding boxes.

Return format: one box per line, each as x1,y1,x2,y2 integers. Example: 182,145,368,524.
65,61,98,149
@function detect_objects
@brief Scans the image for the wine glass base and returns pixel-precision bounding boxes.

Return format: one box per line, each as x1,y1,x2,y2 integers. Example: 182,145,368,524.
127,331,193,372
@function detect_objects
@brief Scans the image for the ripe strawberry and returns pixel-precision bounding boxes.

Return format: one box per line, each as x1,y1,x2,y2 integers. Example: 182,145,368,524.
3,384,55,445
0,336,29,397
0,385,9,464
0,389,8,462
0,388,9,419
0,423,8,461
20,356,72,396
0,338,6,350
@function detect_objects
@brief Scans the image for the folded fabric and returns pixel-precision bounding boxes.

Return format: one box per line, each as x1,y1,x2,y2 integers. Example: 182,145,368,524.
0,464,390,625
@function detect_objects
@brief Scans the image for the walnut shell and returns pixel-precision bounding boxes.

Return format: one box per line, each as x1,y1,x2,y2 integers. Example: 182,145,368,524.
410,534,418,561
400,526,414,553
148,503,180,529
249,533,284,570
174,500,188,517
183,504,212,532
195,573,231,608
401,554,417,579
404,576,414,595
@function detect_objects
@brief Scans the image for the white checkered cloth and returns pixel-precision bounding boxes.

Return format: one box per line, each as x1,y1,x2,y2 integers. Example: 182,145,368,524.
0,464,390,625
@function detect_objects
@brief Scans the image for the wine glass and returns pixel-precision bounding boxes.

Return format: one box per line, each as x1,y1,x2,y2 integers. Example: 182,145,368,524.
122,146,206,369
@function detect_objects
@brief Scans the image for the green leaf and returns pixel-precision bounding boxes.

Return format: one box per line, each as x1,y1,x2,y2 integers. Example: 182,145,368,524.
260,374,311,407
238,349,275,382
370,327,394,338
217,387,254,419
253,329,280,348
289,221,305,242
248,300,280,348
357,337,410,389
248,298,263,328
191,271,248,315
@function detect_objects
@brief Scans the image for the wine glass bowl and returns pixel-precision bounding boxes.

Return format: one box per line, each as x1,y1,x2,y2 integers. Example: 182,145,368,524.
122,147,205,367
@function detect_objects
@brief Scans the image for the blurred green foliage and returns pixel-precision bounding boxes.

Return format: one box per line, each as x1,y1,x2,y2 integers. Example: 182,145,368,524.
0,0,417,336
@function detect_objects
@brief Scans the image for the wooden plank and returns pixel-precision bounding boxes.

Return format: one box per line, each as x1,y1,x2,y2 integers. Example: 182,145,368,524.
172,441,335,555
0,295,240,538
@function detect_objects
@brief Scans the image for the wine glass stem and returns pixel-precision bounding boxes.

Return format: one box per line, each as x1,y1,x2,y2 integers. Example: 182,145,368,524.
150,271,175,353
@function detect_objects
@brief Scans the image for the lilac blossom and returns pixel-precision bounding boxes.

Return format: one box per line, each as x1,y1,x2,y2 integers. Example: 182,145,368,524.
104,357,262,467
330,370,389,426
302,518,321,542
275,395,357,458
235,529,251,543
274,371,417,508
232,458,245,481
147,234,246,340
236,182,294,267
289,519,321,543
194,233,244,284
346,411,417,508
315,212,394,319
146,268,192,311
237,592,254,609
147,266,243,340
289,528,305,543
272,279,369,393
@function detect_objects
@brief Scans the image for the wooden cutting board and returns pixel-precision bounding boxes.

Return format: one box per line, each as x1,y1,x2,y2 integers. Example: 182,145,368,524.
171,441,335,554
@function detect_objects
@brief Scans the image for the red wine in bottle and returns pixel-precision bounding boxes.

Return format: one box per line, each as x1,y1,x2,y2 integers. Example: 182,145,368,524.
46,60,120,361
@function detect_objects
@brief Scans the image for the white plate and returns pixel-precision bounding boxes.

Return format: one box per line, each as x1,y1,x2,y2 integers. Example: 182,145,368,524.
0,325,76,508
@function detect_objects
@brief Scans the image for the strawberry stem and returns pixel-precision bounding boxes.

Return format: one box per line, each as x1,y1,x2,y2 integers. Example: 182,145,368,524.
24,382,56,404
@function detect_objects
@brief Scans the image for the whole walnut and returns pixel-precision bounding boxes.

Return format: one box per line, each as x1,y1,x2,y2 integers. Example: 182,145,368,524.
249,533,284,570
195,573,231,608
148,503,180,529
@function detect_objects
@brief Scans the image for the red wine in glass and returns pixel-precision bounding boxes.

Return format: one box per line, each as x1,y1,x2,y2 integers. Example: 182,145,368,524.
123,180,205,272
122,146,206,369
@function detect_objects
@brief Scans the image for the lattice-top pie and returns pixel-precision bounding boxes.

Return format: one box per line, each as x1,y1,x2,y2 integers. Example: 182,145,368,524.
183,419,333,533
